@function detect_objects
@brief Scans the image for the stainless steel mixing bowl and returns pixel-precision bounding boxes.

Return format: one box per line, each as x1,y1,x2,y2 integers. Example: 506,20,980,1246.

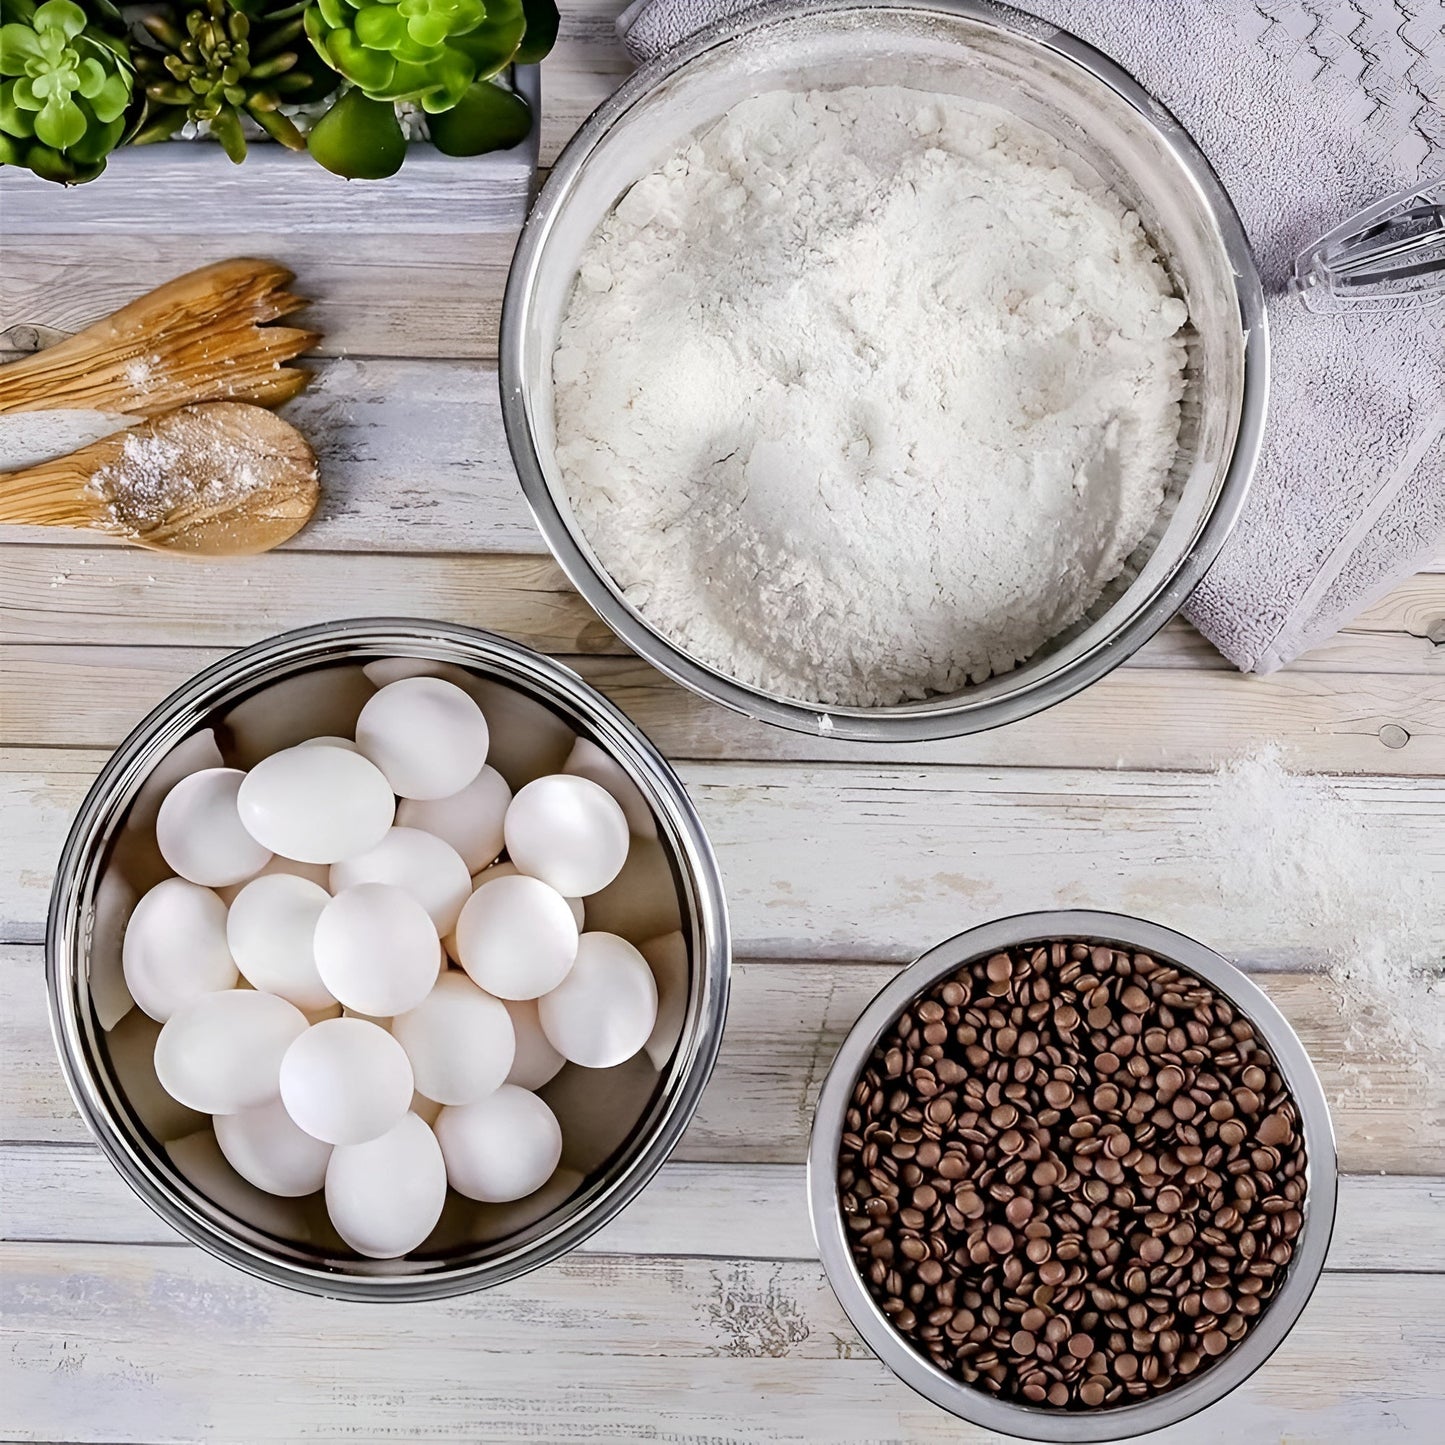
47,619,730,1301
500,0,1267,741
807,910,1336,1440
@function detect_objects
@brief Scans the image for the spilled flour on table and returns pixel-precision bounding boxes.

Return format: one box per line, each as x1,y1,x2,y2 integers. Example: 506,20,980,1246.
1202,747,1445,1076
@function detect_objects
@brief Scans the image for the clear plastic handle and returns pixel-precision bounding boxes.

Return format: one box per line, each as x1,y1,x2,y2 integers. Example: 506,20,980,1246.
1293,178,1445,314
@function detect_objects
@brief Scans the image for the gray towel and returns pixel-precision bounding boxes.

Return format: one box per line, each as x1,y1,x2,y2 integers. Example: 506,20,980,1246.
615,0,1445,673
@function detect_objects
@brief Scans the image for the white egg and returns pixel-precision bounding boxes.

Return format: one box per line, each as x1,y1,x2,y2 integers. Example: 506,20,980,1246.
298,735,359,752
217,853,331,905
494,860,585,931
236,744,395,864
395,763,511,872
313,883,439,1016
214,1097,332,1196
563,737,658,839
440,860,522,960
329,827,471,935
435,1086,562,1202
504,774,630,897
502,997,566,1090
539,932,658,1069
226,874,335,1011
154,990,308,1114
390,972,515,1106
279,1017,414,1145
155,767,273,887
453,874,578,1001
355,677,490,801
122,878,238,1022
326,1112,447,1258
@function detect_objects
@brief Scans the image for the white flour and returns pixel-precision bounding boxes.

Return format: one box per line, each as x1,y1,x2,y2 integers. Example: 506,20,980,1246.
1204,748,1445,1068
553,86,1188,706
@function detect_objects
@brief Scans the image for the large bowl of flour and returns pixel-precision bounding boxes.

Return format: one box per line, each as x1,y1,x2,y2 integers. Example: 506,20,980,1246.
501,0,1265,740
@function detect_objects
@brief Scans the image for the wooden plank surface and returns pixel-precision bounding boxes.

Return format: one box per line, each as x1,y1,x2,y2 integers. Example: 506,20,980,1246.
4,643,1444,777
3,1242,1441,1444
5,1145,1442,1274
6,750,1444,964
2,0,1443,1439
6,946,1442,1176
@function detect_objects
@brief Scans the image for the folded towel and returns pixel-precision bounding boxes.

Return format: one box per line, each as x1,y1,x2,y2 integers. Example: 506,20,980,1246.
616,0,1445,673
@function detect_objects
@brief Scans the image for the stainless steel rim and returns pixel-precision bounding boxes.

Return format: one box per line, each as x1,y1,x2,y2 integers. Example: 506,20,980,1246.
46,618,731,1301
805,910,1337,1441
500,0,1269,742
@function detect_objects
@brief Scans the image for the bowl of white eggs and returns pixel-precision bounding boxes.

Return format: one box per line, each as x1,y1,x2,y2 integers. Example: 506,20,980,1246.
47,618,730,1300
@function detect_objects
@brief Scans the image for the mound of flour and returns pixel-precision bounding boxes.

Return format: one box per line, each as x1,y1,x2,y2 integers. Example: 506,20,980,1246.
553,86,1188,706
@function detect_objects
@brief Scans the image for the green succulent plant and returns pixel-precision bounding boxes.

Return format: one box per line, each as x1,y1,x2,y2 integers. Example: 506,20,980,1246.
132,0,341,162
304,0,526,113
0,0,135,183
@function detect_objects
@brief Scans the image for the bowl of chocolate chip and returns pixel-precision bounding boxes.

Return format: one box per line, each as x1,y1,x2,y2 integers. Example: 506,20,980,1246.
807,910,1336,1440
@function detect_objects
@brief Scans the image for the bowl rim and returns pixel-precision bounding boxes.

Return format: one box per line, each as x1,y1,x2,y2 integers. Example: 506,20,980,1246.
805,909,1337,1440
46,617,732,1301
499,0,1270,742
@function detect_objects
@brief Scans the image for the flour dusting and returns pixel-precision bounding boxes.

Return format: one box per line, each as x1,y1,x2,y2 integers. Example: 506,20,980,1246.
554,86,1188,706
89,420,263,536
1203,747,1445,1068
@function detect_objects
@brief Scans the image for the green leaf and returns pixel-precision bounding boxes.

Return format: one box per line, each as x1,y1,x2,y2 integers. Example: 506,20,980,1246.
0,77,35,135
209,103,247,162
355,6,408,51
34,0,84,42
417,47,471,110
452,0,524,83
89,66,128,121
68,107,124,163
306,85,406,178
515,0,558,65
404,12,450,50
427,78,530,154
315,0,350,28
73,53,102,96
0,22,45,72
325,28,395,89
33,88,83,147
11,74,40,109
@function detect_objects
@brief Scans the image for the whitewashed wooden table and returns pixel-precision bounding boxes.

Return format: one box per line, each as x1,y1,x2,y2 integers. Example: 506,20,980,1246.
2,5,1443,1440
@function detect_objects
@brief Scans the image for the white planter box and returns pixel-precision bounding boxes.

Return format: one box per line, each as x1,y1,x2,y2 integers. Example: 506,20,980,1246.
0,67,539,234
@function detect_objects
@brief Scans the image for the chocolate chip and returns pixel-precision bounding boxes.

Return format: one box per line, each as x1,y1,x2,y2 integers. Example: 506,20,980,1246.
838,939,1307,1412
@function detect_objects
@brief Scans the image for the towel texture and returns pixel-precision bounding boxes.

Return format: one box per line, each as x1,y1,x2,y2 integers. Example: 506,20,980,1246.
615,0,1445,672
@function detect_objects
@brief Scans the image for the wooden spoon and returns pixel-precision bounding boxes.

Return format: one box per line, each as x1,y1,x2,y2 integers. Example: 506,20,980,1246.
0,402,320,556
0,259,318,418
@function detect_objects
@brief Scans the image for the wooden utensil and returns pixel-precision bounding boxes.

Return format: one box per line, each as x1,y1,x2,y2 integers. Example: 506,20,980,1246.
0,402,320,556
0,259,318,418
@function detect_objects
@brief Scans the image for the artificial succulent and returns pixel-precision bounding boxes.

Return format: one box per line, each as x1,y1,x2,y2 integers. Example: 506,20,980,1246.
303,0,526,113
132,0,341,161
0,0,136,182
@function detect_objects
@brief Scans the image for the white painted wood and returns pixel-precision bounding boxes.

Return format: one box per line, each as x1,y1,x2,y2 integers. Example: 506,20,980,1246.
0,72,540,236
0,235,518,360
2,1144,1440,1272
6,946,1442,1175
5,751,1439,965
4,545,1440,673
3,1243,1441,1443
6,750,1444,968
1,4,1441,1437
0,142,533,234
3,643,1442,774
